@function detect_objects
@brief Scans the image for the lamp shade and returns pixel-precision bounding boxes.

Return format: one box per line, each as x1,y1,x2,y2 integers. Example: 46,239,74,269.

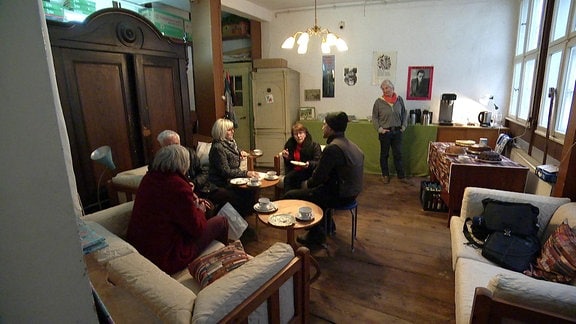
90,145,116,170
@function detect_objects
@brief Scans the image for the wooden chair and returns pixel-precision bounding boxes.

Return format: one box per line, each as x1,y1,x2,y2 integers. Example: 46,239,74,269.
470,287,576,323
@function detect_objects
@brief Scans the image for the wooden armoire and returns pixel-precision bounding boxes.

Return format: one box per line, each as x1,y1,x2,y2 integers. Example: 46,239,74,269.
48,9,193,212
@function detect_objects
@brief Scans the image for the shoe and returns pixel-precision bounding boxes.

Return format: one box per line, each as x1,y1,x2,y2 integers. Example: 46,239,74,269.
382,176,390,184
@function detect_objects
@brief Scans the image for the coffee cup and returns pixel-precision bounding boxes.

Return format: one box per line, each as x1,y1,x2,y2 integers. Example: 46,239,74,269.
266,171,277,179
479,137,488,146
298,206,312,220
253,149,262,155
258,197,270,209
250,177,260,186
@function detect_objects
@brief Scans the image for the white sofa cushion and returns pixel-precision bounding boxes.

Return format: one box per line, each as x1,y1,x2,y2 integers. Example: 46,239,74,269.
487,273,576,319
107,252,197,324
83,201,134,238
196,141,211,168
112,165,148,188
85,221,137,264
192,242,295,324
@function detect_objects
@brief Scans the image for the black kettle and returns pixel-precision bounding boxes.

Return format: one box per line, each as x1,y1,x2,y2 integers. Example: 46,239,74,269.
478,111,492,127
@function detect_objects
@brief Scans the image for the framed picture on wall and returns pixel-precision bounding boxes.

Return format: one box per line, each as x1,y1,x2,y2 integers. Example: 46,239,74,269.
299,107,316,120
406,66,433,100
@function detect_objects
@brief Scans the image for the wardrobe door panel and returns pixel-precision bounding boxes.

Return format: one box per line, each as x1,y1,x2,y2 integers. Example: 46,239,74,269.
59,49,140,209
135,55,186,160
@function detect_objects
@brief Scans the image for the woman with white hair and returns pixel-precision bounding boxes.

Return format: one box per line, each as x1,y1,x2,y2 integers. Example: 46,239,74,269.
127,144,229,275
372,79,408,184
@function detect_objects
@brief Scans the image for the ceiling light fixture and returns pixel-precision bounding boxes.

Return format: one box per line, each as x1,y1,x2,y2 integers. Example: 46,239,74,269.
281,0,348,55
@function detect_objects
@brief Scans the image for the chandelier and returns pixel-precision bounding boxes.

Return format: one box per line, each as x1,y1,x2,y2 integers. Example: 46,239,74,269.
281,0,348,54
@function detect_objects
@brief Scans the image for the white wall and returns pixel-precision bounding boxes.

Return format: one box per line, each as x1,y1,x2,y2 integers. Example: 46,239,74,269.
261,0,519,125
0,1,97,322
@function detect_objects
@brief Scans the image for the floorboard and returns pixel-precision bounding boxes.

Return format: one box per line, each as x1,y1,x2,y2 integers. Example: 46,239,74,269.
243,174,456,323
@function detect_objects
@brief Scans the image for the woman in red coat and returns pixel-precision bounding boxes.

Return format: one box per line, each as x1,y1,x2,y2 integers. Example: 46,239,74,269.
127,144,229,274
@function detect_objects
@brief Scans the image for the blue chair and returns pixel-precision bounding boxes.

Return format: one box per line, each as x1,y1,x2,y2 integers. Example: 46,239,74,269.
325,200,359,251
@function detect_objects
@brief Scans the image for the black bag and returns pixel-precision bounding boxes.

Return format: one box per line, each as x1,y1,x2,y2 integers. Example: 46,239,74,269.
481,232,540,272
479,198,540,237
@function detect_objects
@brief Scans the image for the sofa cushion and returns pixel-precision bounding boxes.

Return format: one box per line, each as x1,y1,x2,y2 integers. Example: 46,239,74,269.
487,273,576,319
107,252,196,323
192,242,295,324
525,220,576,283
85,221,137,264
196,141,211,168
172,240,225,294
112,165,148,189
188,241,250,288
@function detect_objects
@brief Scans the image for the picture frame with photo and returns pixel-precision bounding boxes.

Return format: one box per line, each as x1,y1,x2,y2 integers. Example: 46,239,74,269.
299,107,316,120
406,66,433,100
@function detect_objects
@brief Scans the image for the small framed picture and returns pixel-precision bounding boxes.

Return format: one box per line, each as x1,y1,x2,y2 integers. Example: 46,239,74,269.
299,107,316,120
304,89,321,101
406,66,433,100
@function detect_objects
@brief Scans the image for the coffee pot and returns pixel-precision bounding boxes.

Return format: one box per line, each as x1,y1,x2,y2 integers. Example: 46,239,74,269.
478,111,492,127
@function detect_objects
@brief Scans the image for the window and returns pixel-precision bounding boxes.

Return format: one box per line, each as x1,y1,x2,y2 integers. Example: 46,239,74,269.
509,0,576,142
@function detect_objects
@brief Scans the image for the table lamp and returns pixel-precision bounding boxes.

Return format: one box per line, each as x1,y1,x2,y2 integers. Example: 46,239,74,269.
90,145,116,209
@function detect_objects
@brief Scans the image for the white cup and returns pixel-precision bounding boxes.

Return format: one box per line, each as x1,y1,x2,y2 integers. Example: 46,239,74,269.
253,149,262,155
266,170,277,178
250,177,259,186
298,206,312,220
258,197,270,208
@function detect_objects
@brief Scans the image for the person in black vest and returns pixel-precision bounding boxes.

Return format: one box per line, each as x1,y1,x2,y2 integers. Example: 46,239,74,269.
284,112,364,246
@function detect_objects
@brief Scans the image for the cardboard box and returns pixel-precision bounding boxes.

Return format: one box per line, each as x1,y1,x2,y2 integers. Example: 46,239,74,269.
139,8,185,40
253,58,288,69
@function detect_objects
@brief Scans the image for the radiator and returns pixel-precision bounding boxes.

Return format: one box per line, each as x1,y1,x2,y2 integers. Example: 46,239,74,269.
509,148,554,196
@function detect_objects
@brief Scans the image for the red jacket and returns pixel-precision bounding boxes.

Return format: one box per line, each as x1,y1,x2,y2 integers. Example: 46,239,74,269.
127,170,207,274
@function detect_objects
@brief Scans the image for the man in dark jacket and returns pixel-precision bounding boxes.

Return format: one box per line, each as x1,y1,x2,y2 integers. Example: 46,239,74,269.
284,111,364,245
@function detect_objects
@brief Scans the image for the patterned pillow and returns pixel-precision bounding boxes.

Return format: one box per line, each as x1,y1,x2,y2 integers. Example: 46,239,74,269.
524,220,576,283
188,240,250,288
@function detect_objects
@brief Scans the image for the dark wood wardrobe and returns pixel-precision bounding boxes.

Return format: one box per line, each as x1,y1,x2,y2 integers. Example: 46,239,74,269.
48,9,193,212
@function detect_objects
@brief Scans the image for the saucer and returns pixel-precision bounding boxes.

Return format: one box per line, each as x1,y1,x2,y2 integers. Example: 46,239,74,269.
264,175,279,181
230,178,248,185
246,181,261,187
253,202,278,213
295,213,314,221
268,214,295,227
290,161,306,166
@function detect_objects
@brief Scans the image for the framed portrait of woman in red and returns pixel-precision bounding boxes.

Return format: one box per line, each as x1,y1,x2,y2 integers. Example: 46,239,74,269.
406,66,433,100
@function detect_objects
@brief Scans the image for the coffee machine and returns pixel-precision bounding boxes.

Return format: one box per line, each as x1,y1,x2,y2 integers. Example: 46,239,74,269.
438,93,457,125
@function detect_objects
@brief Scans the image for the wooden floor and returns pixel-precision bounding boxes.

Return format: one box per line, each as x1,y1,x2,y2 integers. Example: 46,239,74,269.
243,173,456,323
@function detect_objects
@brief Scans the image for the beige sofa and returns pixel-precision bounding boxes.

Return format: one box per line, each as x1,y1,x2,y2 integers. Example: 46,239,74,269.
450,187,576,323
83,201,311,323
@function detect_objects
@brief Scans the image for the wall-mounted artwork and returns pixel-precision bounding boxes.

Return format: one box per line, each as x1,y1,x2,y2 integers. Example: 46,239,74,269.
299,107,316,120
372,51,397,85
406,66,433,100
322,55,335,98
304,89,321,101
344,67,357,86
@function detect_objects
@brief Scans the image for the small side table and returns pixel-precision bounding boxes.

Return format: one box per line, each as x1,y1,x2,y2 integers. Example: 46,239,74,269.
257,199,323,249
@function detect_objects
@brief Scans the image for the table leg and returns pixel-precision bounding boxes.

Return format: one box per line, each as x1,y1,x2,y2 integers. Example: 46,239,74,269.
287,227,296,250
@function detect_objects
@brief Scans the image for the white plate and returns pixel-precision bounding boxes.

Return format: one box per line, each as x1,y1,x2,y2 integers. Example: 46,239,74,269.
290,161,307,166
253,202,278,213
295,213,314,221
257,172,268,179
268,214,296,227
230,178,248,185
264,175,279,181
246,181,261,187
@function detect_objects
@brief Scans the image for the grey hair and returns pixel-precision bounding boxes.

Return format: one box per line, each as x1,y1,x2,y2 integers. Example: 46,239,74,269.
380,79,395,90
150,144,190,174
211,118,234,141
157,130,180,147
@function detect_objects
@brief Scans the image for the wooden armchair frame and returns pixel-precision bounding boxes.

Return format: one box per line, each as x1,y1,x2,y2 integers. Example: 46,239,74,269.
220,246,312,323
470,287,576,323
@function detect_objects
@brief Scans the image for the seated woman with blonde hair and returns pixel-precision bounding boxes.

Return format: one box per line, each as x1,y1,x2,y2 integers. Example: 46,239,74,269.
127,144,228,275
208,118,259,216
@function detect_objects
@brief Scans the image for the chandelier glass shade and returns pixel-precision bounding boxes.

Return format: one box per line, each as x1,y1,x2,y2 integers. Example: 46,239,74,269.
281,0,348,54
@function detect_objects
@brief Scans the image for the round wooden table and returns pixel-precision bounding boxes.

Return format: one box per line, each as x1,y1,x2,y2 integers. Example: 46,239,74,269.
256,199,323,249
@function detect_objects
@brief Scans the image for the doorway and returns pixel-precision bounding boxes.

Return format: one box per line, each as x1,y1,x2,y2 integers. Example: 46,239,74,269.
224,62,253,151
